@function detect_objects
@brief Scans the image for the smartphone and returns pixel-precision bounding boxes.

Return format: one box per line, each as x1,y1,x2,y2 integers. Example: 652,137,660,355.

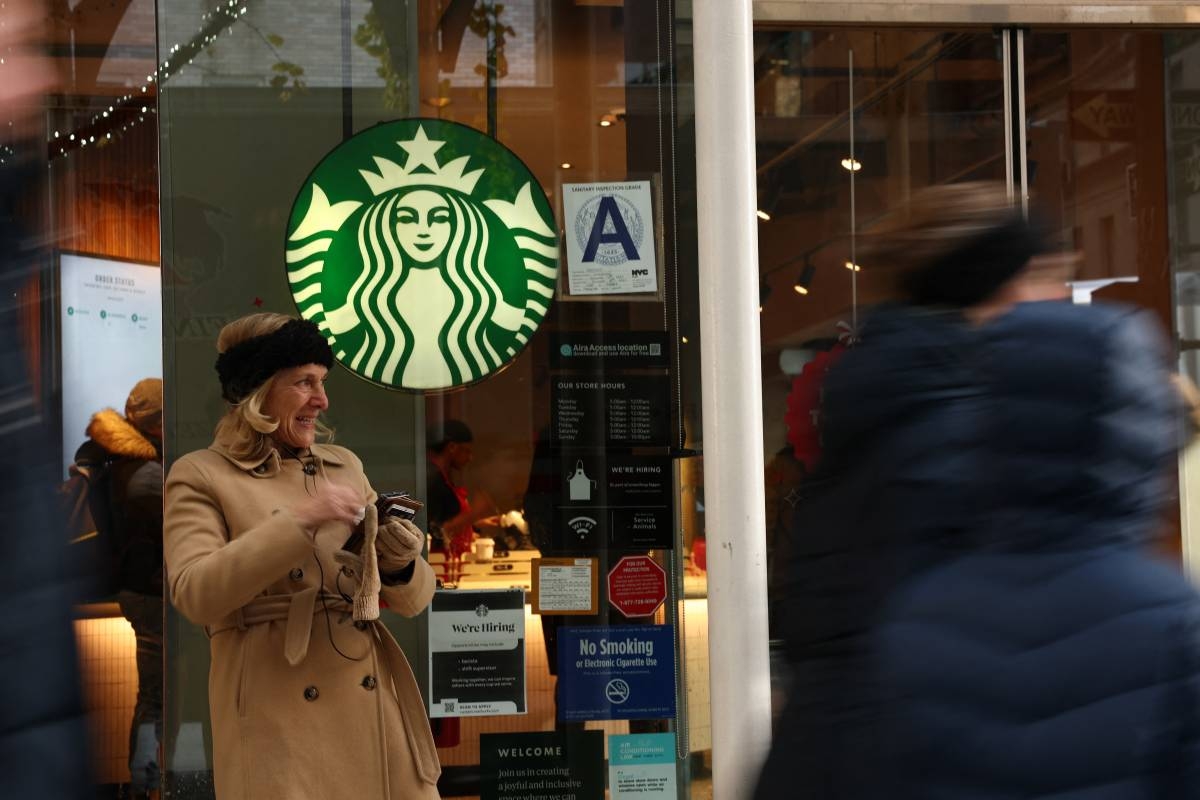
376,491,424,522
344,491,425,552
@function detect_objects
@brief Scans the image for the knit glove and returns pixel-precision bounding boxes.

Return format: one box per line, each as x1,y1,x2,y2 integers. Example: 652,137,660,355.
377,517,425,573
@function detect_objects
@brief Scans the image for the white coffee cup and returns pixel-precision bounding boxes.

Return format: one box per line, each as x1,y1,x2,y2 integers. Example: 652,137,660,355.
474,537,495,562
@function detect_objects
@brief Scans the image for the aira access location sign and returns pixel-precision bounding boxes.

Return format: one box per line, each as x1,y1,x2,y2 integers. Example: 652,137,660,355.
286,119,559,392
563,181,658,296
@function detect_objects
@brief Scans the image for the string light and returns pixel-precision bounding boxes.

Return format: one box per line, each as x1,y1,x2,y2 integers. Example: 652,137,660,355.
48,0,251,161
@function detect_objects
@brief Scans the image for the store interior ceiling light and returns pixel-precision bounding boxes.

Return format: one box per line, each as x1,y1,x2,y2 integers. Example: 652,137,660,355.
840,157,862,172
756,209,771,221
560,162,572,169
844,260,861,272
598,108,625,128
794,261,815,295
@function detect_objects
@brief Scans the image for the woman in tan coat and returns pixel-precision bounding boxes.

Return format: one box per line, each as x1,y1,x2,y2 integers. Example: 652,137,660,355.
164,313,441,799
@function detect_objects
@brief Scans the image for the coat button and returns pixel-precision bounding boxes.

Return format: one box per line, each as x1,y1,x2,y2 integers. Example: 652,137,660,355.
303,686,319,701
289,568,304,581
354,620,369,631
303,462,317,476
254,464,268,474
361,675,377,690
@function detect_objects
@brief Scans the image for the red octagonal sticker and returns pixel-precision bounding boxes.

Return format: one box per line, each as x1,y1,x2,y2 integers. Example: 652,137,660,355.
607,555,668,618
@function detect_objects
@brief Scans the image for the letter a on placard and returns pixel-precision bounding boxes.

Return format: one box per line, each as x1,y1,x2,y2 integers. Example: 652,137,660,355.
582,196,640,263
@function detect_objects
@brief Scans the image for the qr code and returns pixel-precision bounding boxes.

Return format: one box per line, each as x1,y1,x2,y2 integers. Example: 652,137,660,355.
649,343,662,356
443,700,456,712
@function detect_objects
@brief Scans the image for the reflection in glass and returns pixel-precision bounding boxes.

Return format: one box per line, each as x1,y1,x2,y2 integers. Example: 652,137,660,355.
753,31,1008,649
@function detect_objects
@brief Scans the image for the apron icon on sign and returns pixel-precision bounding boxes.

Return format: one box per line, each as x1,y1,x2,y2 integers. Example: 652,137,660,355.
568,461,597,501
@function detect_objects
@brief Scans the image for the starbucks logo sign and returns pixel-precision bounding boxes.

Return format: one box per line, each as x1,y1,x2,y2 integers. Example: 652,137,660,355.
286,119,559,391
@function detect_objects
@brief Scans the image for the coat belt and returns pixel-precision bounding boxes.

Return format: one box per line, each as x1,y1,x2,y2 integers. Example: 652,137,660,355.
206,587,331,665
205,589,442,785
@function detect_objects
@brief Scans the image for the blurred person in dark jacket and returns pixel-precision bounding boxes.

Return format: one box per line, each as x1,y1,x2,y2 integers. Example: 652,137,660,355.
75,379,164,799
756,180,1200,798
756,182,1127,798
0,2,92,796
875,279,1198,798
0,206,93,800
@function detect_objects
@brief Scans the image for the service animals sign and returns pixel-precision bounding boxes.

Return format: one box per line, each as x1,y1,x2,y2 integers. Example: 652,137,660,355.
563,181,659,296
286,119,559,392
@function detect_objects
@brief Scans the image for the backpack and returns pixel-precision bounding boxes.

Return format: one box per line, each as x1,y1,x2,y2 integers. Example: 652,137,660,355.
60,442,120,601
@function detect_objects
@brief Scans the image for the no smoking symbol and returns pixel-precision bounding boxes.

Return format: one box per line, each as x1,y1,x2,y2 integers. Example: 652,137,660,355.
605,679,631,705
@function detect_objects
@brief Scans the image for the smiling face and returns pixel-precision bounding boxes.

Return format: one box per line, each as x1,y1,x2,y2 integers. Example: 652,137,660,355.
395,190,452,264
263,363,329,450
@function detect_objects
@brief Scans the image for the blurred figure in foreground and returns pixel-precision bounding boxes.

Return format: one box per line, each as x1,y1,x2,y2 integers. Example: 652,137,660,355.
875,249,1199,793
75,379,164,799
0,1,92,796
755,182,1200,798
756,184,1006,798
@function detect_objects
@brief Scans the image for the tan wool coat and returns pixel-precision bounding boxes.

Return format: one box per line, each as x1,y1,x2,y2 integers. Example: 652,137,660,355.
164,435,442,800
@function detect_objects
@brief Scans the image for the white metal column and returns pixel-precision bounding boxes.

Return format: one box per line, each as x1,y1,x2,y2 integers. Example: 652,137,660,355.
692,1,773,797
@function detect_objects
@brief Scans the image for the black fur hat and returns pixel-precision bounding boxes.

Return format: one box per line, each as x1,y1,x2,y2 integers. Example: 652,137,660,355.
215,319,334,403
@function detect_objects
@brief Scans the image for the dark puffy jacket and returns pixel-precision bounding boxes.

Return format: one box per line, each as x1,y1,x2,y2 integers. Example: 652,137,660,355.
75,409,164,596
877,302,1200,799
756,305,989,799
0,178,92,797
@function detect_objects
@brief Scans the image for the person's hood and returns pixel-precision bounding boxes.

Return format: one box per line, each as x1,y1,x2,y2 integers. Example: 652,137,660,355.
818,305,982,471
85,409,159,460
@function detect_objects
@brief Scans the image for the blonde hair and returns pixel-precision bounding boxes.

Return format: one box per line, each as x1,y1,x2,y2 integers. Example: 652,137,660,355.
213,312,333,460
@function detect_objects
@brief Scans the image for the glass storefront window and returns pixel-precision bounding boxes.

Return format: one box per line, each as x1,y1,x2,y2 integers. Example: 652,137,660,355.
754,21,1195,749
40,1,163,796
1168,31,1200,569
155,1,707,798
753,28,1009,638
19,4,1200,799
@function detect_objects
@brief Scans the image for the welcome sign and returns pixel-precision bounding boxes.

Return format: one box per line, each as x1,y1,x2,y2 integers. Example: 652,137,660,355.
286,119,559,391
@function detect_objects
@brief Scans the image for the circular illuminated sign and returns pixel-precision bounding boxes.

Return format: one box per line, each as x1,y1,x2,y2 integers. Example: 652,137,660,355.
286,119,559,391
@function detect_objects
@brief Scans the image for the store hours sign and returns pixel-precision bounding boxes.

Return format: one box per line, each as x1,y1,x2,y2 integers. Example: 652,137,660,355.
286,119,560,391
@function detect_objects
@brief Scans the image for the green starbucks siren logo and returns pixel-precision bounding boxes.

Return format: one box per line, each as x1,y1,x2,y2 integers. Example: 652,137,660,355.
286,119,559,391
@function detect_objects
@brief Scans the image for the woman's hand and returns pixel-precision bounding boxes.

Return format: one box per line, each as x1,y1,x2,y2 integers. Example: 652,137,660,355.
290,482,365,530
377,518,425,571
